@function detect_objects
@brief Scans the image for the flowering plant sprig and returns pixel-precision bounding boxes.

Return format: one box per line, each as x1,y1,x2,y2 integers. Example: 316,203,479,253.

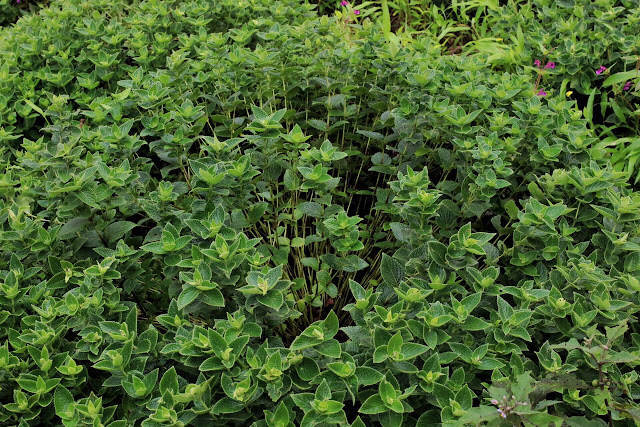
534,59,555,70
532,48,557,96
337,0,360,22
490,395,529,419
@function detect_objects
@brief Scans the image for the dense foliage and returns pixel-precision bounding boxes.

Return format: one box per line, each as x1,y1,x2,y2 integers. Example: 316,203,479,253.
0,0,49,26
0,0,639,426
323,0,640,182
468,0,640,184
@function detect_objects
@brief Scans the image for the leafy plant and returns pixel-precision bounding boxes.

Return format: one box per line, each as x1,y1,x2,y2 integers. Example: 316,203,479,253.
1,0,640,426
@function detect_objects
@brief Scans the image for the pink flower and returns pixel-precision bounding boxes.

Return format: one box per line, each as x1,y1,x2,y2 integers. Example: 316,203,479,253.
534,59,541,67
354,9,360,15
491,399,499,405
537,89,547,96
340,0,348,6
624,81,632,91
545,62,555,69
595,66,607,75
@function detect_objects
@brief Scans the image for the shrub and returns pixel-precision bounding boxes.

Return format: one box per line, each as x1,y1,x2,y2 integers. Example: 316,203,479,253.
1,0,640,426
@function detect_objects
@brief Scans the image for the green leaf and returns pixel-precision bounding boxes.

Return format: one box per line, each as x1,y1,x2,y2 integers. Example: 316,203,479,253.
603,351,640,364
456,406,503,425
450,343,473,361
59,217,90,239
433,383,455,408
316,339,341,358
327,362,355,378
400,343,428,360
143,369,159,394
257,291,284,310
565,416,609,427
159,367,178,395
199,169,225,186
416,410,442,427
584,89,597,123
478,358,505,370
497,296,515,322
315,379,332,400
388,332,403,354
200,288,225,307
461,316,491,331
379,410,404,427
624,252,640,272
381,254,404,287
200,356,225,372
54,386,74,417
461,293,482,313
251,105,270,121
104,221,137,244
291,393,315,412
297,202,323,217
140,242,166,254
356,367,384,386
379,380,397,402
602,70,640,87
291,237,305,247
296,358,320,381
247,202,268,224
308,119,329,132
520,412,564,427
321,310,340,337
374,345,388,363
212,397,245,414
428,241,448,267
272,401,290,427
177,287,199,310
321,254,369,272
290,334,323,351
455,385,474,410
359,394,387,414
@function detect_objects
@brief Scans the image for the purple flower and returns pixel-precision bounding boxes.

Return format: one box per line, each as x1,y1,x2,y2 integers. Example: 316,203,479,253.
354,9,360,15
624,81,632,91
491,399,499,405
497,409,507,419
595,66,607,75
534,59,541,67
537,89,547,97
340,0,348,6
545,62,555,69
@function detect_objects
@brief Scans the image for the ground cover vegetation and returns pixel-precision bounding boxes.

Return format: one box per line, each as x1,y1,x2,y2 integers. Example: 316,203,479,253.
0,0,639,425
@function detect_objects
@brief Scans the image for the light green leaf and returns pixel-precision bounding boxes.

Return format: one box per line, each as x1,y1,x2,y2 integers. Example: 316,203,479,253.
603,70,640,87
54,386,74,417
